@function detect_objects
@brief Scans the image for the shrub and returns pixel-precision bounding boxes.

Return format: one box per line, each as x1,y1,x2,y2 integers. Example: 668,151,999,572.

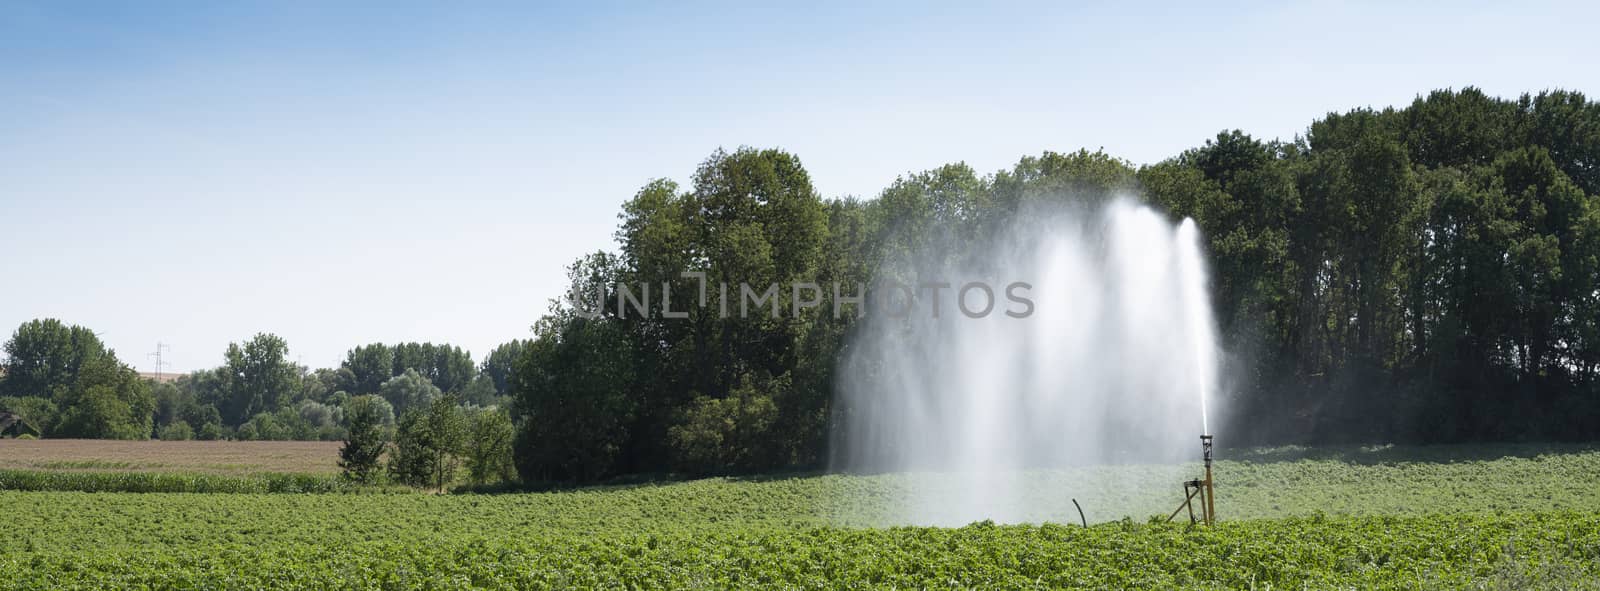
668,373,780,474
196,422,225,441
238,411,297,440
388,394,466,491
0,396,57,436
464,407,515,485
297,400,339,431
340,395,390,484
157,421,194,441
380,369,440,416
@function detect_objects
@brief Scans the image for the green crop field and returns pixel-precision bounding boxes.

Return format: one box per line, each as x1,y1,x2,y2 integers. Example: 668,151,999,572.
5,444,1600,589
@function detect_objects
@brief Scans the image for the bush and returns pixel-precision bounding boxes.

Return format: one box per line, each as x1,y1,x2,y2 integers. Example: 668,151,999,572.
298,400,340,429
196,422,225,441
380,369,441,416
512,316,637,484
340,395,390,484
316,424,347,441
667,373,780,474
464,407,515,485
157,421,194,441
238,411,302,441
0,396,57,436
54,383,151,440
388,394,466,491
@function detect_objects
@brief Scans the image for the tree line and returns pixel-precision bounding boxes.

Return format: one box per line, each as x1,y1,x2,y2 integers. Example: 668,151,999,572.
509,87,1600,483
5,87,1598,486
0,322,520,487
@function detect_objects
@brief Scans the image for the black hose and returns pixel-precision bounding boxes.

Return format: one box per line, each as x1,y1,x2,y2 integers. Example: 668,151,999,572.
1072,498,1087,528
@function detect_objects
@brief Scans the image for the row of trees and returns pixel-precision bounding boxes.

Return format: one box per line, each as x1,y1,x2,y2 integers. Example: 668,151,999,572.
339,392,515,490
508,87,1600,483
0,321,522,489
1147,88,1600,444
0,320,527,445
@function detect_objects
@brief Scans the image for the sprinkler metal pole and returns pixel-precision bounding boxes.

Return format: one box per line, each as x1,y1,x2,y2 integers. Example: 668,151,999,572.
1201,434,1215,525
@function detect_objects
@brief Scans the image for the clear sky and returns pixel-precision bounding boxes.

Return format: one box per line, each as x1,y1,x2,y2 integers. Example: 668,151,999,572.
3,1,1597,373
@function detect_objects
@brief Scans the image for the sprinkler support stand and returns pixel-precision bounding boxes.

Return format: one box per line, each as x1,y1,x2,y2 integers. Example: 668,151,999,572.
1201,434,1215,525
1168,434,1216,526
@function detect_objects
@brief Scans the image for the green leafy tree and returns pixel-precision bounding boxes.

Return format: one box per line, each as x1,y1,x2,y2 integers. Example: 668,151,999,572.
388,394,467,491
174,369,231,422
297,400,343,440
195,422,225,441
150,380,187,429
219,334,297,426
236,411,289,441
297,367,342,404
429,344,476,394
464,407,515,485
380,368,441,415
480,340,529,396
459,374,500,407
388,343,475,393
387,410,429,485
339,394,390,484
512,285,638,483
0,319,108,399
1,319,153,438
667,373,780,474
341,344,394,395
184,404,224,440
56,382,148,440
0,396,58,436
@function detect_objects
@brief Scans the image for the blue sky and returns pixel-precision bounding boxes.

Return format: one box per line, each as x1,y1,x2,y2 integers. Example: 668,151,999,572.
3,1,1598,372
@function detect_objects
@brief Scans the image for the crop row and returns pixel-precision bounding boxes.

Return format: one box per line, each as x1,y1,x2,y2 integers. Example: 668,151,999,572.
6,509,1599,589
0,469,373,494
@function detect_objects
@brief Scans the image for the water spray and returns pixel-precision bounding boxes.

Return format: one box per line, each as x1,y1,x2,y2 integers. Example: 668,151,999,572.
1168,434,1216,526
834,202,1224,526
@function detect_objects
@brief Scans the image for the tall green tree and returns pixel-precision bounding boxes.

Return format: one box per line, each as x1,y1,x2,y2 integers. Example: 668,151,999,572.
480,340,530,396
388,393,466,491
1,319,105,399
464,407,515,485
341,344,394,395
219,334,297,426
1,319,153,438
512,258,639,483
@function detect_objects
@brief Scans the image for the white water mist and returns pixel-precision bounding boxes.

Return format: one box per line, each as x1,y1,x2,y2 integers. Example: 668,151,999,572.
831,197,1221,526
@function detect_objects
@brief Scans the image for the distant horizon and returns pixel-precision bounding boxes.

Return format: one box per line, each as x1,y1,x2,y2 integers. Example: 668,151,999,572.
5,1,1598,373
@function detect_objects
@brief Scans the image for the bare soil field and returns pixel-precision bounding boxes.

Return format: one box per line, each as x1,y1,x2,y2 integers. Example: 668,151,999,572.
0,439,341,475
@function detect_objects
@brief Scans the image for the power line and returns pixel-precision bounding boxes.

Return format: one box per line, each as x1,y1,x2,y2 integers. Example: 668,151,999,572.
148,342,172,381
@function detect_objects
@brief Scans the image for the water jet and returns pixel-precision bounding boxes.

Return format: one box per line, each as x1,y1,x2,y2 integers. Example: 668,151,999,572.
833,197,1223,526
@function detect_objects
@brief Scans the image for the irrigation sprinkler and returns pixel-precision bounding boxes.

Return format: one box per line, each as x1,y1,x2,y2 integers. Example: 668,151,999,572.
1167,434,1216,526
